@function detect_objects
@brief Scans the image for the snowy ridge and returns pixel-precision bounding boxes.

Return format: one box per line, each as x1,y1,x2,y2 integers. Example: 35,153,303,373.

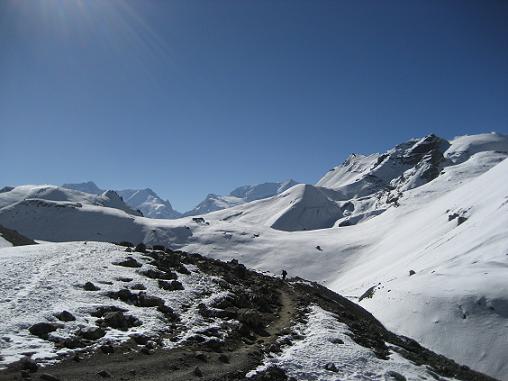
182,180,299,217
0,185,141,216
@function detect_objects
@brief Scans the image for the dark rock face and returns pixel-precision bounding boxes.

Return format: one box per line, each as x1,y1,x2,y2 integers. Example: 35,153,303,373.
29,322,62,339
0,224,37,246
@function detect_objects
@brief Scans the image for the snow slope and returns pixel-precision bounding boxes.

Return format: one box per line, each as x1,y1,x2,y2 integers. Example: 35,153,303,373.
249,305,459,381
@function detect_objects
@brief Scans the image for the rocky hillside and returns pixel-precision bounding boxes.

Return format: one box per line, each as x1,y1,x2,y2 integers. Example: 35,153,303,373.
0,242,495,381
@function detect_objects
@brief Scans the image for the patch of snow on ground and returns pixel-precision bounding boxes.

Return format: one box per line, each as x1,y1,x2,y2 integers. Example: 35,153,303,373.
0,242,222,367
249,305,456,381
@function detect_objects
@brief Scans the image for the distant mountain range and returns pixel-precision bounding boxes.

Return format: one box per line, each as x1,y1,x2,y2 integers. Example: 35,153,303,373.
61,179,299,219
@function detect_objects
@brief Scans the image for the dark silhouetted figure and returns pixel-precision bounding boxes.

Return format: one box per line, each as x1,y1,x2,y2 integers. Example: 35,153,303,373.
281,270,287,280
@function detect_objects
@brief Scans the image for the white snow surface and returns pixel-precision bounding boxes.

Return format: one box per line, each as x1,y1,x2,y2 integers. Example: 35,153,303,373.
0,241,224,367
249,305,457,381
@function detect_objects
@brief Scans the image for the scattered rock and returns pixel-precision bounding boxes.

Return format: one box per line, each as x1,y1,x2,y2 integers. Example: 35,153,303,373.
83,282,100,291
100,345,115,354
97,370,112,378
6,356,38,373
118,241,134,248
141,268,177,280
218,354,230,363
137,292,165,308
29,322,62,339
330,338,344,344
158,280,184,291
101,311,142,331
130,333,151,345
409,270,416,276
130,283,146,290
90,305,126,318
134,243,146,253
78,327,106,341
324,362,338,372
113,257,142,268
385,370,407,381
62,337,86,349
53,311,75,322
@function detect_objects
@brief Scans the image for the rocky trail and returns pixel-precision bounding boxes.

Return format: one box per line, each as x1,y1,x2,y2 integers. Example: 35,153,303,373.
0,244,497,381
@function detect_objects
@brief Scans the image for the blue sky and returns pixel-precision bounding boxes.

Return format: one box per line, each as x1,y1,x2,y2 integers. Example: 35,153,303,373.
1,0,507,211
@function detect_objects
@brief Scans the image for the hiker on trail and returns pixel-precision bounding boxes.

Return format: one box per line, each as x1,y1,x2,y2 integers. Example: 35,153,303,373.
281,269,287,280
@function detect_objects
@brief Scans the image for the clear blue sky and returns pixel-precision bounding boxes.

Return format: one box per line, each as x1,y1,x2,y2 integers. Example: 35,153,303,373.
1,0,507,211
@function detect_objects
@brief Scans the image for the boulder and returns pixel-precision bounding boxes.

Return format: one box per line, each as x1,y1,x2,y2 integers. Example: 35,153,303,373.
113,257,142,268
83,282,100,291
384,371,406,381
324,362,338,372
158,280,184,291
134,243,146,253
101,311,142,331
54,310,76,322
78,327,106,341
29,322,62,338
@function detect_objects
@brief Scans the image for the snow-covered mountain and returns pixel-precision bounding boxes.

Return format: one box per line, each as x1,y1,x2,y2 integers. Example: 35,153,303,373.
1,133,508,379
0,185,142,217
62,182,182,219
183,179,299,216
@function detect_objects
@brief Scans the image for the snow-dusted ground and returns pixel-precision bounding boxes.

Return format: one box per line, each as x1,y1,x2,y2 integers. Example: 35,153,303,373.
0,242,223,368
249,305,457,381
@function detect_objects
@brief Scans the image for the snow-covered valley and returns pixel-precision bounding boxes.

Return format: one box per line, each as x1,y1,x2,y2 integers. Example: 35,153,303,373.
1,133,507,380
